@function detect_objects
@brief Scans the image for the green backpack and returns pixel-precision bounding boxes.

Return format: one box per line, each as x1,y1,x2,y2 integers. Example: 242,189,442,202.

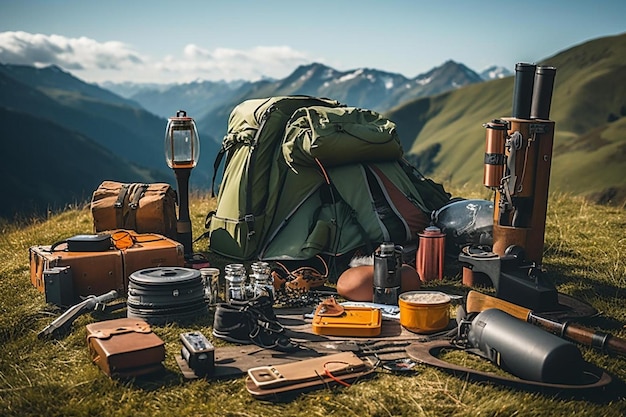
206,96,342,259
206,96,450,261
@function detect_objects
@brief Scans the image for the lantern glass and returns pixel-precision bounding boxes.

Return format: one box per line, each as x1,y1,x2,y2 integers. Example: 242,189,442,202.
165,112,200,169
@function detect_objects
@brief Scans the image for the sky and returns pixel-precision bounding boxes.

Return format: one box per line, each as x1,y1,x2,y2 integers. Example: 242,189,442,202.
0,0,624,85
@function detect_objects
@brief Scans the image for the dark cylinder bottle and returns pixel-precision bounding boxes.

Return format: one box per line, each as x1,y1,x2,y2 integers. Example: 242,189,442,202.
530,66,557,120
511,63,536,119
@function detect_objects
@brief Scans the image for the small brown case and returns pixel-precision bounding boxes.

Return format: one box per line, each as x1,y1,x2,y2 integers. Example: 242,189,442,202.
86,318,165,378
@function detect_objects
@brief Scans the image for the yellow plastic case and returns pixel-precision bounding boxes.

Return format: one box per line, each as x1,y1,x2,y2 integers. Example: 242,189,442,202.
312,306,382,337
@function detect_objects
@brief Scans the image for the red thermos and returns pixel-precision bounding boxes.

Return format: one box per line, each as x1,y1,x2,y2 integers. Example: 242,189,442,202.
416,226,446,282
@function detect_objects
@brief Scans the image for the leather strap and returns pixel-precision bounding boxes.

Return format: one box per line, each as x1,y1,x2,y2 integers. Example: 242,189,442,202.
115,183,130,227
125,183,148,230
248,351,367,388
129,184,148,210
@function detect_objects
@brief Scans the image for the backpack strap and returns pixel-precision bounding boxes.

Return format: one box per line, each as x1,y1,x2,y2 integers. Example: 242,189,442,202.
244,106,274,240
363,166,410,243
210,147,227,198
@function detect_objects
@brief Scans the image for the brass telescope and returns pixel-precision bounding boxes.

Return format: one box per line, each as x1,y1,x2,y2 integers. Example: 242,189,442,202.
460,63,560,312
486,63,557,264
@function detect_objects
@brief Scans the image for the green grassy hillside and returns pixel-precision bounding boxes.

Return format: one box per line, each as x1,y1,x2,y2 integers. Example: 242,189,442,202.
390,33,626,206
0,192,624,416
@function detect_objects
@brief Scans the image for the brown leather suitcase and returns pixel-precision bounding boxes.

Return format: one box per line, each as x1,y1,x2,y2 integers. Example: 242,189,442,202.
86,317,165,378
29,231,185,299
91,181,177,239
29,244,124,297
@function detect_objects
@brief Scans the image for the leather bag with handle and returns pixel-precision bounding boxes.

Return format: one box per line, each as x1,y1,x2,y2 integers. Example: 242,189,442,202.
91,181,177,239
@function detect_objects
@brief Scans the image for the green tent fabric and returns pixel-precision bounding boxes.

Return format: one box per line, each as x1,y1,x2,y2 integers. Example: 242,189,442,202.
259,161,434,260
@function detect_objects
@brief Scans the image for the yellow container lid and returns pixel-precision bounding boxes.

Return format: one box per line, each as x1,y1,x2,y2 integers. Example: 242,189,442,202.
312,306,382,337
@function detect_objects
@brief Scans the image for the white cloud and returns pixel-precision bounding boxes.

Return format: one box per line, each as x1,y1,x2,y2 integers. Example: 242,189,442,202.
0,31,144,71
0,31,313,83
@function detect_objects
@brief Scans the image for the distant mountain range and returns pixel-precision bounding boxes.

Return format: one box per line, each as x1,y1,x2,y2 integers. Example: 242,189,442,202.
1,33,623,221
0,58,508,220
103,62,510,119
0,64,219,220
104,61,510,137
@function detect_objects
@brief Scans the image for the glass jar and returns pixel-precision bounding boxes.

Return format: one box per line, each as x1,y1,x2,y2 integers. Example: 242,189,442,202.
224,263,247,303
199,267,220,305
250,261,273,300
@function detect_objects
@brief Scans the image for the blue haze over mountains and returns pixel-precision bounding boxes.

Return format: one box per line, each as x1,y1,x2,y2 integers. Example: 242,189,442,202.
0,58,507,219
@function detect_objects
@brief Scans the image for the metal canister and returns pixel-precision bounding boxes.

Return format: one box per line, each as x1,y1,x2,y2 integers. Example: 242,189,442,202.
373,242,403,305
530,66,557,120
416,226,446,282
467,308,583,383
250,261,273,300
483,119,508,189
224,263,247,303
511,62,536,119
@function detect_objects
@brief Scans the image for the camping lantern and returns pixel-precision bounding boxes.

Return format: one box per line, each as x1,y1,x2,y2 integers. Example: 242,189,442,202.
165,110,200,257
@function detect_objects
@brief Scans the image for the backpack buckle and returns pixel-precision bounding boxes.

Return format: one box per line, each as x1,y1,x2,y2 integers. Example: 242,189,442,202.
244,214,255,239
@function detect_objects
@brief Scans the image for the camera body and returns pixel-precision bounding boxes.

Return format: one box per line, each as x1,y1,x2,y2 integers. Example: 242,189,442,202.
180,331,214,377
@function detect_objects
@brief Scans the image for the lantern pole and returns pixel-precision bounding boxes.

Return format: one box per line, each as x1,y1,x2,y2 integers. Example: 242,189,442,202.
174,166,192,256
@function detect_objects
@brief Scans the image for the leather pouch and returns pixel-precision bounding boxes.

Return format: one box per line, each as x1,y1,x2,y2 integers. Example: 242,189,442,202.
86,317,165,378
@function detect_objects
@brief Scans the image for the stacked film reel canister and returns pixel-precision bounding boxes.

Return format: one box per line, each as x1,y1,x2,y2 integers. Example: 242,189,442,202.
127,267,208,324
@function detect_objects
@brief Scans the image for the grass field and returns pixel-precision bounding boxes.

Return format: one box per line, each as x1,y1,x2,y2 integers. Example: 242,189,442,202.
1,191,625,417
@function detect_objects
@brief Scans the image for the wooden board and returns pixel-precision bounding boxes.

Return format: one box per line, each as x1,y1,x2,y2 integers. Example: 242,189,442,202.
184,308,456,380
